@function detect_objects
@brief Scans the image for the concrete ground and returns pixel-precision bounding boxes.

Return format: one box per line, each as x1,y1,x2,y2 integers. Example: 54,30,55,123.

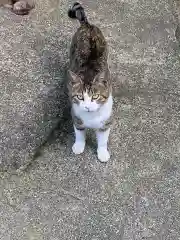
1,0,180,239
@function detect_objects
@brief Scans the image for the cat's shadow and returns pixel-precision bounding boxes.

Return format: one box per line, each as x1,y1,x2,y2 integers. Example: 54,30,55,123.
33,38,74,155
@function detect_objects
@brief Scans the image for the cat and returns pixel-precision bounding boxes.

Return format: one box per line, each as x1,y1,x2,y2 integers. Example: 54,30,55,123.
68,2,113,162
0,0,34,15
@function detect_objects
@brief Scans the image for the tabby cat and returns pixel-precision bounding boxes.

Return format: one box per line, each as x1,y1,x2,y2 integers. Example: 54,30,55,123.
68,2,113,162
0,0,34,15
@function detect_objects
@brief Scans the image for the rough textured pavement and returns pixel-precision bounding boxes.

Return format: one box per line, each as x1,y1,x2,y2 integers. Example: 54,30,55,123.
1,0,180,239
0,0,70,170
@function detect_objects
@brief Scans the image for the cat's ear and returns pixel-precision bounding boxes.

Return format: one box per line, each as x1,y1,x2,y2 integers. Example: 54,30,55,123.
93,71,107,86
68,70,82,85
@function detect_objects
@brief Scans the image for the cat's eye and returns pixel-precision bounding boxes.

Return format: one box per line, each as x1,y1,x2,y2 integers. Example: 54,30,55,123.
77,95,84,100
92,94,100,100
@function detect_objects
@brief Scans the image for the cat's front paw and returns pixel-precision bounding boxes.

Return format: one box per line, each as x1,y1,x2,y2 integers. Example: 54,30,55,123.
97,147,110,162
72,142,85,155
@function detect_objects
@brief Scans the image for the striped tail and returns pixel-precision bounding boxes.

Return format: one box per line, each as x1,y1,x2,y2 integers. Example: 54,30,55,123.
68,2,88,24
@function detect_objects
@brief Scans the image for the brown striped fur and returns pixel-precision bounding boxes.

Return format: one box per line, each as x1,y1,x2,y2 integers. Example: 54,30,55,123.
67,2,112,108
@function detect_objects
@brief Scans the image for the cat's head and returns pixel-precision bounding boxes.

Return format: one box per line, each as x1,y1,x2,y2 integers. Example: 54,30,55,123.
68,70,111,112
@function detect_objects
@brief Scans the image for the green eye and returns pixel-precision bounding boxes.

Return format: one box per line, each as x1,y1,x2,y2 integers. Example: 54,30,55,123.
77,95,84,100
92,94,99,100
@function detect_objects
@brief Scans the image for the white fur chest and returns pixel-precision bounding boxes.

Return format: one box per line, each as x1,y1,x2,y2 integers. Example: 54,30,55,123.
72,95,113,129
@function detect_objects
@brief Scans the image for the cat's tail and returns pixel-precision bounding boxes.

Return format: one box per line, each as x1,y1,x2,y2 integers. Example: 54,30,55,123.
68,2,88,25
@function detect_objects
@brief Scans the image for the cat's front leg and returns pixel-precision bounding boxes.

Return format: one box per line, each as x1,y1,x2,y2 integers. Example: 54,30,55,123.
72,125,86,154
72,115,86,155
96,128,110,162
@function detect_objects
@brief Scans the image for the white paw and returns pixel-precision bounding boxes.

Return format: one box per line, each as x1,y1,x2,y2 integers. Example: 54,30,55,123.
72,142,85,155
97,148,110,162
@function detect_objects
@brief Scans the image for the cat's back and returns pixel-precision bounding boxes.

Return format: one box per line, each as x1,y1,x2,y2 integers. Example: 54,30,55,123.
70,23,107,60
68,2,107,64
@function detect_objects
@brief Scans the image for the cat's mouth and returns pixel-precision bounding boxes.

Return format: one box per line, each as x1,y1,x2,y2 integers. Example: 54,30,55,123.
84,107,100,113
85,109,93,112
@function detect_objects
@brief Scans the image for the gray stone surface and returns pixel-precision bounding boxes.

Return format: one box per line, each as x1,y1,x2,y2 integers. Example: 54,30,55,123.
0,0,72,170
1,0,180,239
